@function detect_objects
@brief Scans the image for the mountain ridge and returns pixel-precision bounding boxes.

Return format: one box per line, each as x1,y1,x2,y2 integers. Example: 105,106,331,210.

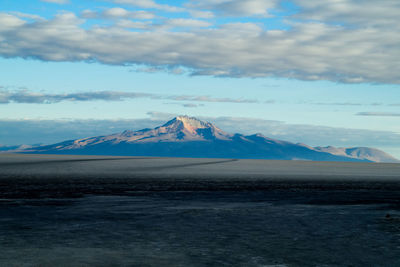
12,116,399,163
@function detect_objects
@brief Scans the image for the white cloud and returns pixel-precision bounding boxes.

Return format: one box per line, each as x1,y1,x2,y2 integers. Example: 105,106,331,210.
104,8,155,19
81,9,210,29
81,8,155,20
0,88,257,104
113,0,184,12
133,66,186,74
165,18,212,28
292,0,400,27
188,9,215,19
104,7,130,17
115,19,152,29
0,13,25,28
9,12,44,21
1,0,400,84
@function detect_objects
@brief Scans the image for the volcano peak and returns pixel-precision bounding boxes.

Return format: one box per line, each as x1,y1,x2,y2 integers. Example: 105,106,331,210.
164,115,212,129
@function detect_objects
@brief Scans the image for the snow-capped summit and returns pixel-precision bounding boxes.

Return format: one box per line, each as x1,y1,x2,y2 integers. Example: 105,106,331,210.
163,116,212,129
55,116,231,150
158,116,231,140
17,116,399,163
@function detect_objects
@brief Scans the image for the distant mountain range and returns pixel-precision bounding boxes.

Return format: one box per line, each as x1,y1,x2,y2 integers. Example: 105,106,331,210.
8,116,399,163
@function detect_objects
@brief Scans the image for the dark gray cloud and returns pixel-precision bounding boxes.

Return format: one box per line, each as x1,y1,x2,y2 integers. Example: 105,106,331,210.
0,0,399,84
356,112,400,117
0,88,257,104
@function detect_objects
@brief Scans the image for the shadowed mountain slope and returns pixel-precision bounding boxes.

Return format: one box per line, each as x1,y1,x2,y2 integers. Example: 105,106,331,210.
19,116,399,162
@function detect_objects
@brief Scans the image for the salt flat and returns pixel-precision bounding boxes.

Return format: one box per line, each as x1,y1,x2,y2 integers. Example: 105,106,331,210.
1,153,399,181
1,153,399,197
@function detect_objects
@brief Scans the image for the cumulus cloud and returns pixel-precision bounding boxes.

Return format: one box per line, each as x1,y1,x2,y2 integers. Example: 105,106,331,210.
188,9,215,19
82,8,155,20
165,18,212,28
0,13,25,27
0,88,257,104
132,66,185,74
114,19,153,29
0,0,399,84
9,12,44,21
292,0,400,27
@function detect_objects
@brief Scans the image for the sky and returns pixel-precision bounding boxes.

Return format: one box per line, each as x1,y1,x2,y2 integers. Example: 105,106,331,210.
0,0,399,158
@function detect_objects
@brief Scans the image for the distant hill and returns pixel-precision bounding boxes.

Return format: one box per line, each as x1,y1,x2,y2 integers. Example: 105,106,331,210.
0,144,36,152
314,146,399,163
15,116,399,163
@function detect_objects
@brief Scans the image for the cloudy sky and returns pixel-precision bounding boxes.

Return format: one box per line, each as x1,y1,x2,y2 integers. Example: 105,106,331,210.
0,0,399,157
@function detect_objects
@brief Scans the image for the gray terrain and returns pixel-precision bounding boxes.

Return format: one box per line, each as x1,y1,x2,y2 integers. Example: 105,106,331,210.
1,153,400,183
12,116,399,163
1,153,400,266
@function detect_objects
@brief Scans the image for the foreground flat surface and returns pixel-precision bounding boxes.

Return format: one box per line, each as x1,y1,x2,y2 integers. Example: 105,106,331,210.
0,154,400,266
1,153,400,180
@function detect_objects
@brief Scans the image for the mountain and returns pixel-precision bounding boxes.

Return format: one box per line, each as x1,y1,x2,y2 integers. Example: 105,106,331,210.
314,146,399,163
0,144,36,152
17,116,399,163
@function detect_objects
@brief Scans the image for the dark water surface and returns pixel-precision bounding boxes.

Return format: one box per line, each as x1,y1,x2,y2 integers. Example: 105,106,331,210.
1,154,400,266
1,188,400,266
